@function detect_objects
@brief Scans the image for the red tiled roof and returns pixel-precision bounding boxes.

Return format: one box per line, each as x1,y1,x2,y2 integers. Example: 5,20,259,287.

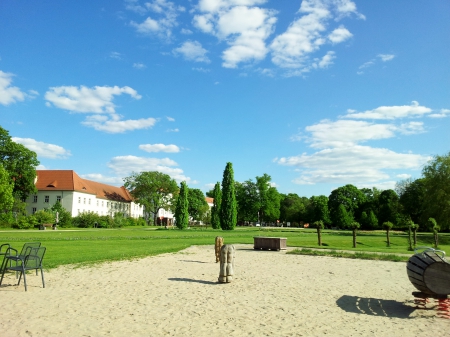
205,197,214,204
35,170,132,202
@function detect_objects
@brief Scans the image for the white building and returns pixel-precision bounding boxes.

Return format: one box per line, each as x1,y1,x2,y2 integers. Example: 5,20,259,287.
26,170,144,218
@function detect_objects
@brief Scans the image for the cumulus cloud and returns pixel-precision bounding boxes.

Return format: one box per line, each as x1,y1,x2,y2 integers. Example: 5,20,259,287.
277,145,429,185
173,40,210,62
0,70,27,105
82,115,157,133
277,101,435,186
139,143,180,153
12,137,71,159
129,0,182,40
193,0,277,68
378,54,395,62
133,62,146,69
81,173,124,186
343,101,431,120
270,0,361,71
45,85,141,113
108,155,191,182
429,108,450,118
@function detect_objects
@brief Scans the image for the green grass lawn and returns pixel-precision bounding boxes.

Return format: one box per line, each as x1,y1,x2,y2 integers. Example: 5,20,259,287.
1,226,449,268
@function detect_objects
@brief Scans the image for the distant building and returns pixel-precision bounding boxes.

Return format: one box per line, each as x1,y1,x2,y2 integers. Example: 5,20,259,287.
25,170,144,218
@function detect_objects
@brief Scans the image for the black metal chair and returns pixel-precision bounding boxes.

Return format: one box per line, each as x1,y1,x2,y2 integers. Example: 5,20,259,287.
2,242,41,275
0,246,46,291
0,244,11,273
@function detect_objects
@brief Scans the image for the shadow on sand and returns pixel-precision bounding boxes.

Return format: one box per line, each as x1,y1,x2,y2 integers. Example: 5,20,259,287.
168,277,218,285
179,260,209,264
336,295,416,319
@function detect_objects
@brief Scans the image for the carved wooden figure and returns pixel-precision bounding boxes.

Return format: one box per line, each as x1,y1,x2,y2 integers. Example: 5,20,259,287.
215,236,223,263
218,244,235,283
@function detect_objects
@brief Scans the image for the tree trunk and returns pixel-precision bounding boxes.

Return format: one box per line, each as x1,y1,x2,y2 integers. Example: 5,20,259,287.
352,229,357,248
434,232,439,248
386,229,390,247
413,228,417,246
317,228,322,246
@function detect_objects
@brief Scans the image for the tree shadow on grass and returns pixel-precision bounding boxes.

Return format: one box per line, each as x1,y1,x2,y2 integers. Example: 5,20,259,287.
336,295,415,319
168,277,218,285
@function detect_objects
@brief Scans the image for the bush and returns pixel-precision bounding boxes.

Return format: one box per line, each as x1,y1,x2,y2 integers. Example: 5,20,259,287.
72,212,100,228
14,215,38,229
34,209,55,225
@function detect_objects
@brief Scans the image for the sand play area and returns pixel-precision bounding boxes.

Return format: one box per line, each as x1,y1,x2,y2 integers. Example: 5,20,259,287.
1,244,448,336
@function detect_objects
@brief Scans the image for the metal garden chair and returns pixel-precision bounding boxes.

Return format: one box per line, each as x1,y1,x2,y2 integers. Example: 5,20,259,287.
0,243,11,273
0,246,46,291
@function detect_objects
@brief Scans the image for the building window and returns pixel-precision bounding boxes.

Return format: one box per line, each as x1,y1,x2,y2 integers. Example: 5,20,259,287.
89,198,91,205
33,195,38,203
32,207,37,214
78,197,81,204
84,198,86,204
56,196,61,203
97,200,99,206
102,201,104,207
44,195,50,203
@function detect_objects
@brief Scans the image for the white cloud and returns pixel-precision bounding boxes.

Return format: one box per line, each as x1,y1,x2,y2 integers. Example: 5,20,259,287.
129,0,181,40
173,40,210,63
82,115,157,133
343,101,432,120
45,85,141,113
167,128,179,132
12,137,71,159
167,116,175,121
110,52,122,60
378,54,395,62
396,173,411,179
194,2,277,68
81,173,124,186
312,51,335,69
139,143,180,153
270,0,360,71
328,25,352,44
428,108,450,118
278,145,429,185
108,155,191,182
133,62,146,69
277,100,436,186
0,70,26,106
181,28,193,34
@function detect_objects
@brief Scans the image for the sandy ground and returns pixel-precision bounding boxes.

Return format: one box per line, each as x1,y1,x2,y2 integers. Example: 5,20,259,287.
1,244,449,337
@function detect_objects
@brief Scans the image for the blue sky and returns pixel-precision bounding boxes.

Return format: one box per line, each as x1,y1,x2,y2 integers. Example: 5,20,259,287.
1,0,449,198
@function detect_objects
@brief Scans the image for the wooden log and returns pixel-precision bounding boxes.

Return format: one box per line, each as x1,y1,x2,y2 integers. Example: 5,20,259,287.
407,248,450,296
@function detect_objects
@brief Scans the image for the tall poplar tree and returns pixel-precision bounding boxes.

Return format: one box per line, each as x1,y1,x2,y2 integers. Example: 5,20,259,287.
211,182,222,229
220,162,237,230
174,181,189,230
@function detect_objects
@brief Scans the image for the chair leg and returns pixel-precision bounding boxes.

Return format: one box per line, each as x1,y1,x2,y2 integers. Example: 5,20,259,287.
40,267,45,288
0,266,6,286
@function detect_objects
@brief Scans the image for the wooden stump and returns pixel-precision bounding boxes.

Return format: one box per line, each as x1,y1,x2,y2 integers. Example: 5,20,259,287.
215,236,223,263
218,244,235,283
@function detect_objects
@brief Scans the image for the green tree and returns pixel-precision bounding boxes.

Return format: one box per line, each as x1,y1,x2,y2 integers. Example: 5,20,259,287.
313,220,324,246
382,221,394,247
280,194,310,225
187,188,208,222
397,178,426,225
220,162,237,230
427,218,439,248
0,126,39,200
422,153,450,230
175,181,189,229
350,221,360,248
51,201,72,227
0,164,14,214
308,195,331,224
235,180,259,223
123,171,178,226
335,204,353,229
211,182,222,229
378,189,401,227
328,184,366,226
256,174,281,223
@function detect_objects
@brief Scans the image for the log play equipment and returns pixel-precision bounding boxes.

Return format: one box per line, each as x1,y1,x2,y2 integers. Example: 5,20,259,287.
407,247,450,318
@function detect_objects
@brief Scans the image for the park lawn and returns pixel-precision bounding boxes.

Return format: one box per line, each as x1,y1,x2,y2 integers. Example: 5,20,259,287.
1,227,449,269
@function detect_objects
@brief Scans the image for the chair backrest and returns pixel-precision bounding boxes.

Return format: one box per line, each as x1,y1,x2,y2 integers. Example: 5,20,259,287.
24,247,46,269
0,244,11,254
19,242,41,258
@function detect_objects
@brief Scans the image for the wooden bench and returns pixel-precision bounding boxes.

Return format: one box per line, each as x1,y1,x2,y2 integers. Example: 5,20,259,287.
253,237,287,251
39,224,57,230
